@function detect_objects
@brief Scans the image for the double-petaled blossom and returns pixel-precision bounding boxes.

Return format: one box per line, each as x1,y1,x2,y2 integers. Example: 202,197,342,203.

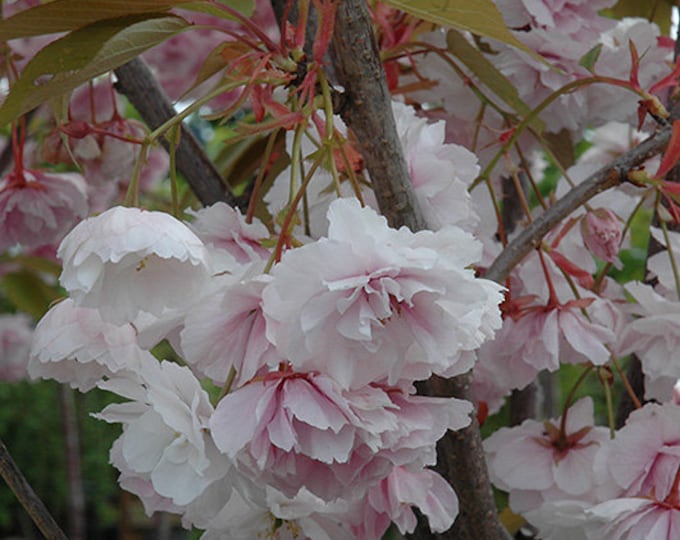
96,360,230,506
58,206,212,325
180,262,276,387
0,169,88,252
350,466,460,538
28,298,151,391
262,198,503,390
187,202,271,264
210,368,471,503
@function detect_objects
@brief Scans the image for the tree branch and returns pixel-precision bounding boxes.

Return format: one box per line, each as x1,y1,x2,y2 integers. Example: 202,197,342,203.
330,0,425,232
114,58,241,209
0,435,68,540
486,125,673,283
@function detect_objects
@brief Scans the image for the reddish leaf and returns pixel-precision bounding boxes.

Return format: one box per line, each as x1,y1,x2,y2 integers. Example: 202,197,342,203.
655,119,680,178
549,251,594,289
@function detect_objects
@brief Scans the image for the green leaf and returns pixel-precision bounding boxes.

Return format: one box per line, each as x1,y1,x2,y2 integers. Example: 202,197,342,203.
446,29,542,132
0,0,190,41
1,270,62,320
603,0,674,35
382,0,548,64
0,0,254,41
579,43,603,74
180,0,255,19
0,14,190,126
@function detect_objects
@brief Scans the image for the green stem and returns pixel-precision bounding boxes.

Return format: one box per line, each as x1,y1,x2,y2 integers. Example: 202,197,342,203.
124,143,149,208
559,365,593,435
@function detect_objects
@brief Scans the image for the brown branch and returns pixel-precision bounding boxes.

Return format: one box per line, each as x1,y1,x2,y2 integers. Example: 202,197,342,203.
114,58,240,209
0,435,69,540
330,0,425,232
486,124,674,283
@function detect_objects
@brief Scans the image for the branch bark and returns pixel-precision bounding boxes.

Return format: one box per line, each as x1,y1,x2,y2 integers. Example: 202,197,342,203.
330,0,425,232
486,125,673,283
0,435,68,540
114,58,240,209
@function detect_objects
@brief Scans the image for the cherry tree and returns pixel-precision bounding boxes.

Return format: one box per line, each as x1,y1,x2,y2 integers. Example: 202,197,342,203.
0,0,679,539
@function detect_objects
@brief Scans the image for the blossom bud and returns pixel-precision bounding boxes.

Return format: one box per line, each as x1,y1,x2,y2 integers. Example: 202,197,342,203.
580,208,622,263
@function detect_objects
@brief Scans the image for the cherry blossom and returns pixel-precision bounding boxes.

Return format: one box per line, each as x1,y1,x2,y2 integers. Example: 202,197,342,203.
187,202,271,263
28,298,152,391
263,198,503,389
96,360,230,506
580,208,622,264
484,397,610,513
0,169,88,252
210,368,471,502
58,206,212,324
180,263,276,386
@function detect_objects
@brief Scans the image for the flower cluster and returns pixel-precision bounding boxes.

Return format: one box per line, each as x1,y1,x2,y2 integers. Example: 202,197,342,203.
29,198,503,538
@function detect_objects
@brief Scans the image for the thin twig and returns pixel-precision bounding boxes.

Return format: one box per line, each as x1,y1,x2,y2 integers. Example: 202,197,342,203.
0,435,69,540
486,125,673,283
114,57,241,209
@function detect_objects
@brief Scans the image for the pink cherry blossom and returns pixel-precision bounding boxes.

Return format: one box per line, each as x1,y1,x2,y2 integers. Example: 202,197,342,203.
0,313,32,382
484,397,610,513
391,101,480,231
599,403,680,501
180,263,277,386
28,298,152,391
351,466,459,538
187,202,271,263
263,198,503,389
58,206,212,324
210,368,471,502
0,168,88,252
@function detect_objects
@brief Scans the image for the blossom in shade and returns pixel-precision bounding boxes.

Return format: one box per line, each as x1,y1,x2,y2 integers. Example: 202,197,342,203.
0,313,32,382
351,466,459,538
187,202,271,263
210,368,471,502
180,263,277,386
263,198,503,389
58,206,211,324
484,397,610,513
391,101,480,231
190,485,351,540
0,169,88,252
619,282,680,401
28,298,152,391
96,360,229,506
598,403,680,501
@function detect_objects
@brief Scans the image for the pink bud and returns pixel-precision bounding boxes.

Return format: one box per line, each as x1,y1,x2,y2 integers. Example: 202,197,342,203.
580,208,622,263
